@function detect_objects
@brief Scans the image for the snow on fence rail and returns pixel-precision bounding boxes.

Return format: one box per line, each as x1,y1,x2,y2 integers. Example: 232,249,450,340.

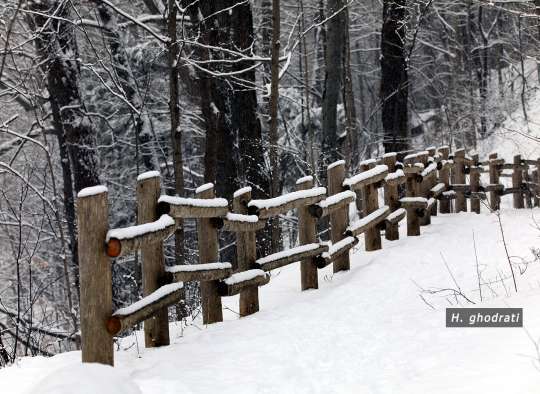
76,151,540,366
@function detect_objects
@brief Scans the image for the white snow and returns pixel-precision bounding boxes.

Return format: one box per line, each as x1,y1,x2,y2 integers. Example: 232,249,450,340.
384,169,405,181
77,185,108,198
223,269,266,286
113,282,184,317
106,215,175,242
431,183,446,195
27,363,141,394
400,197,428,204
296,175,314,185
248,187,326,209
359,158,377,167
386,207,406,221
158,195,228,208
166,262,232,273
343,165,388,188
195,183,214,194
321,236,357,259
3,208,540,394
382,152,397,158
347,205,390,233
421,162,437,177
136,171,160,182
225,212,259,223
233,186,252,198
317,190,356,208
256,243,321,267
327,159,345,170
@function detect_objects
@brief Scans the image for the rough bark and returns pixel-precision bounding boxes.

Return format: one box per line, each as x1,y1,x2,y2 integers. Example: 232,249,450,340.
380,0,409,153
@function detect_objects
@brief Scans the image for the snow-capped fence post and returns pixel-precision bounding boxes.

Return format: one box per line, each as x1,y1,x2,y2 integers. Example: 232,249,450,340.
524,166,533,209
382,154,400,241
296,176,319,290
488,153,501,211
533,158,540,207
77,186,114,366
512,154,524,209
427,148,438,217
327,161,350,272
454,149,467,213
418,152,432,226
233,187,260,316
438,146,451,214
137,172,170,347
470,154,481,214
360,161,382,251
196,184,223,324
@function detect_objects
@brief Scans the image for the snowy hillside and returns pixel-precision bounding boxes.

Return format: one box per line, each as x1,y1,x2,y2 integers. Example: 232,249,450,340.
2,207,540,393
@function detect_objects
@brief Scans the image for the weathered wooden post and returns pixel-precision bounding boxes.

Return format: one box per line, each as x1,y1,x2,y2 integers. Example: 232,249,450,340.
470,154,481,214
196,184,223,324
488,153,501,211
400,198,426,237
360,161,382,251
417,151,433,226
427,148,438,216
327,160,350,272
296,176,319,290
438,146,451,214
77,186,113,365
383,154,400,241
533,158,540,207
454,149,467,212
524,167,533,208
232,187,260,316
137,172,170,346
512,154,524,209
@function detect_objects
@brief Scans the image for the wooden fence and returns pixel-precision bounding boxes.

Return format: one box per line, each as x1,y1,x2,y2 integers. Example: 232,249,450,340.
76,147,540,365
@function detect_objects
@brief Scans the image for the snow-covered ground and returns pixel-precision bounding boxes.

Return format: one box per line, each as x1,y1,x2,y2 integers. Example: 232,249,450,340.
2,205,540,393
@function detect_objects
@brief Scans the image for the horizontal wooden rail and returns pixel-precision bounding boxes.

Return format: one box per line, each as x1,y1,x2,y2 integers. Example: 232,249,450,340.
346,205,390,237
318,237,359,268
106,215,176,257
248,187,327,218
343,165,388,190
308,190,356,218
255,243,328,271
218,270,270,297
384,169,406,186
158,195,229,218
165,262,233,282
222,213,266,232
386,208,406,224
106,283,184,336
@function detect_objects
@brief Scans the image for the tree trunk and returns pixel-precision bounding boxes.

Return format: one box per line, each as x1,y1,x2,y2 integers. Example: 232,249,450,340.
380,0,409,153
321,0,346,166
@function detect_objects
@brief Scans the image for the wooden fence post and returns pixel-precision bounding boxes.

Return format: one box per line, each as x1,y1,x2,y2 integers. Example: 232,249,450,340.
196,184,223,324
77,186,113,365
454,149,467,213
470,154,480,214
296,177,319,290
533,158,540,207
327,161,350,272
524,167,533,208
427,148,438,216
360,161,382,251
418,151,432,226
513,154,524,209
438,146,451,214
232,187,260,316
488,153,500,211
137,173,170,346
383,154,400,241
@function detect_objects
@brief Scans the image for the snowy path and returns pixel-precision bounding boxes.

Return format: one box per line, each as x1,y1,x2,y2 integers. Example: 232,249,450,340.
2,209,540,393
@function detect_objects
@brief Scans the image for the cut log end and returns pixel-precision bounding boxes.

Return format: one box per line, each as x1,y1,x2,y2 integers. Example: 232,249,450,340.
106,316,121,335
157,201,171,216
308,204,324,218
106,238,121,258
